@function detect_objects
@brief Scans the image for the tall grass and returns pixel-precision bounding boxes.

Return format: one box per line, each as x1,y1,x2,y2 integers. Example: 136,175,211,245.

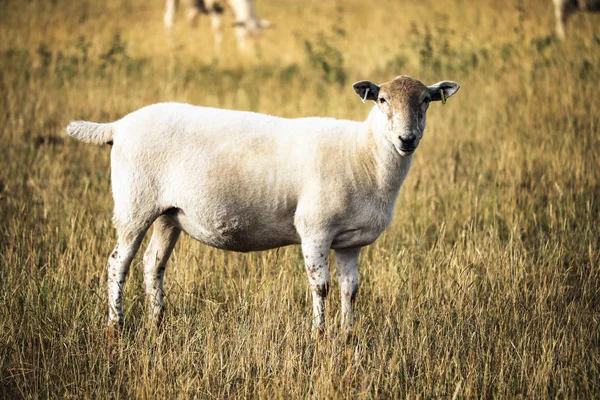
1,0,599,397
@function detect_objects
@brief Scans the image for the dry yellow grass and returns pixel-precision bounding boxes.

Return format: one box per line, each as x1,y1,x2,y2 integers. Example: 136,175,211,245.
1,0,599,397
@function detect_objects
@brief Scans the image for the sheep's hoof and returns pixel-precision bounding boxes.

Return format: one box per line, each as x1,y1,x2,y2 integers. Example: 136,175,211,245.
155,312,164,330
106,321,123,345
147,305,165,329
145,313,164,334
311,323,326,339
341,327,358,345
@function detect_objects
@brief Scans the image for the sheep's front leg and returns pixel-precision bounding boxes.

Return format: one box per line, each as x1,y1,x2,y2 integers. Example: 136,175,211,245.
554,0,575,39
234,26,250,54
334,248,360,330
301,241,331,333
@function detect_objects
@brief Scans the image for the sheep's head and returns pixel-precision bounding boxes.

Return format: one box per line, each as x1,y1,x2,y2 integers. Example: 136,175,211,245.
353,75,460,156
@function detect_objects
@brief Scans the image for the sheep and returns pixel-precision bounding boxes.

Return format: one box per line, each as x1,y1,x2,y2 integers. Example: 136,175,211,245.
164,0,272,54
553,0,600,39
66,75,460,336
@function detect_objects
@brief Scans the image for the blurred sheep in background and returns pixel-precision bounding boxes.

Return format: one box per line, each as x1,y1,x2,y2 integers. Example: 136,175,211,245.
553,0,600,39
164,0,273,54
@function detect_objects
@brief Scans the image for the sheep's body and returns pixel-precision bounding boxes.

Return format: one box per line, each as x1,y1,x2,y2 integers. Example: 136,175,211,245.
98,103,409,253
67,75,460,336
553,0,600,39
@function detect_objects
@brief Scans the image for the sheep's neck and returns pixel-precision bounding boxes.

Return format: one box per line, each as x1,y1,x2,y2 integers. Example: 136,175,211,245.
363,110,414,205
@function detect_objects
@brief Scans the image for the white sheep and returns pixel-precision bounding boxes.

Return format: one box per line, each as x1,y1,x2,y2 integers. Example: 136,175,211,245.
553,0,600,39
66,75,460,336
164,0,272,54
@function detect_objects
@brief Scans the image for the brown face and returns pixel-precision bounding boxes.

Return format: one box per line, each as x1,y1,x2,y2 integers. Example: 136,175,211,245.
376,76,432,155
353,75,460,157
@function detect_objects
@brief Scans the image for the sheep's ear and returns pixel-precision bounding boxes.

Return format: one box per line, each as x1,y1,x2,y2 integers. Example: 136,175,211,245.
428,81,460,102
353,81,379,102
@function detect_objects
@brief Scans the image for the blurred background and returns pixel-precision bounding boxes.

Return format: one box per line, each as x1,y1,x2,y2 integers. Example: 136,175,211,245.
1,0,599,397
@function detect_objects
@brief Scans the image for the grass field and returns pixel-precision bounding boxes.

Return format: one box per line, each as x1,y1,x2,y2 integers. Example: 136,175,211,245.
1,0,599,397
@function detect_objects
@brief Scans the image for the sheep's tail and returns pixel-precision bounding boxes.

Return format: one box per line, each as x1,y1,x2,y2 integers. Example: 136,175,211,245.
66,121,114,145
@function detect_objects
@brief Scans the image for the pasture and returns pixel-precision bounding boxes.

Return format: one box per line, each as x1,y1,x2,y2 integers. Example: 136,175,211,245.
1,0,599,397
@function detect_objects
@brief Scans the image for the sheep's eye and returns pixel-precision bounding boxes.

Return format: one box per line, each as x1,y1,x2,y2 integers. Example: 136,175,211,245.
379,97,387,104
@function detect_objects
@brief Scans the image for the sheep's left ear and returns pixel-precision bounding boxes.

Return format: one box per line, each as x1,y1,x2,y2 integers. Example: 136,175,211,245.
353,81,379,102
428,81,460,102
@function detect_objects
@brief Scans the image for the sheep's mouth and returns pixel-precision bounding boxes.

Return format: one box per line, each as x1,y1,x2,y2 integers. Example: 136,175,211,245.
397,145,416,156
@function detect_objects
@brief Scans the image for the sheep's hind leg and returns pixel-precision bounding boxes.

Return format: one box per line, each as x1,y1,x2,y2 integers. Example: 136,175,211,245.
334,248,360,330
185,6,200,27
554,0,567,39
107,220,153,340
301,239,332,334
164,0,176,31
143,215,181,327
210,13,223,56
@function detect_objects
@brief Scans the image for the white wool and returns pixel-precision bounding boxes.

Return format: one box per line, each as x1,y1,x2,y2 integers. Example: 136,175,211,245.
67,75,460,333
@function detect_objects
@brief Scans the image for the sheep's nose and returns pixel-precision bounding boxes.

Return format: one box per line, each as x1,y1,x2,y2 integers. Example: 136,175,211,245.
399,134,417,147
